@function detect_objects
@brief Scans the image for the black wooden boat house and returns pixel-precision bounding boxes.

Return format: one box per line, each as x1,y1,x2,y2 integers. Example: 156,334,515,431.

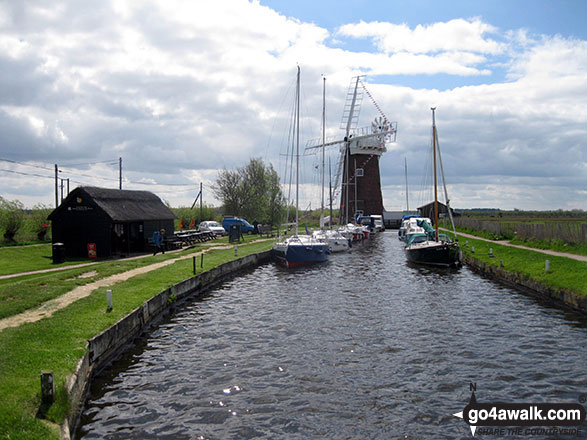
48,186,175,258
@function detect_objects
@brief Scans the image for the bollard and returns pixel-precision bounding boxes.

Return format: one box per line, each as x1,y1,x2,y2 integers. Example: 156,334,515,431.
465,240,468,247
201,253,204,268
500,259,504,268
545,260,550,273
40,371,54,404
234,245,238,256
193,255,196,275
106,289,113,312
471,246,475,253
489,248,494,257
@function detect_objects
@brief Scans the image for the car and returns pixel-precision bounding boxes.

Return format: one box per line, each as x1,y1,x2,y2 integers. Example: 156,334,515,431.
198,221,226,236
222,216,255,234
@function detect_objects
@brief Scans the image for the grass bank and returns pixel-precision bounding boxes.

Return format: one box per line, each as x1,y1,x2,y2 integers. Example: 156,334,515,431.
460,235,587,300
0,240,273,440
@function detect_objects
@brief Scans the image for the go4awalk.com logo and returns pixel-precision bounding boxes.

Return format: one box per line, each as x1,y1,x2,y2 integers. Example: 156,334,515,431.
453,384,586,437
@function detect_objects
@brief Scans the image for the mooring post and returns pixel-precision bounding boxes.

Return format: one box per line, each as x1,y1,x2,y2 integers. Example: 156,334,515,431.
106,289,113,312
40,371,54,404
471,246,475,253
234,245,238,256
500,259,504,268
201,253,204,268
465,240,468,247
489,248,494,257
193,256,196,275
545,260,550,273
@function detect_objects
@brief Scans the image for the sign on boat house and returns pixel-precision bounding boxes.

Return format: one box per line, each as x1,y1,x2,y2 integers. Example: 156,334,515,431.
48,186,175,258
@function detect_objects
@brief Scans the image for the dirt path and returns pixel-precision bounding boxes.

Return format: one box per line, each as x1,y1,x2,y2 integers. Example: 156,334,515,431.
450,230,587,262
0,244,241,332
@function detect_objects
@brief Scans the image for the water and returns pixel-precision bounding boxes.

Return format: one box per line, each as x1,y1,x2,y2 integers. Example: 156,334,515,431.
76,233,587,439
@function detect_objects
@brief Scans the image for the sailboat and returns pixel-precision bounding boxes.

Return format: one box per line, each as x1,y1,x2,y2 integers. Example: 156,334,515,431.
272,67,330,268
404,108,460,267
312,76,350,253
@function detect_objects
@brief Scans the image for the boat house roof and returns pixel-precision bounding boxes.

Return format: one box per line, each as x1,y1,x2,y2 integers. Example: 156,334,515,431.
48,186,175,222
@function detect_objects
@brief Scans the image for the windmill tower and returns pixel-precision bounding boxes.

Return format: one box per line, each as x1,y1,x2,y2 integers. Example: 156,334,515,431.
306,76,397,223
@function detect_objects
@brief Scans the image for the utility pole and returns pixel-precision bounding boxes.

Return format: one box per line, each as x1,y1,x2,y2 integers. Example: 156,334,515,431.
119,157,122,190
54,164,59,208
60,179,64,203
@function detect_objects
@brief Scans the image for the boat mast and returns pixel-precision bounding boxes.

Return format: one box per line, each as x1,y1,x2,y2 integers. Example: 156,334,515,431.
432,107,439,241
329,158,333,230
404,157,409,212
295,66,300,236
321,75,326,230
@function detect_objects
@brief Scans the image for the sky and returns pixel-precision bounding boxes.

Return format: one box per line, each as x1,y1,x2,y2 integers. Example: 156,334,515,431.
1,0,586,211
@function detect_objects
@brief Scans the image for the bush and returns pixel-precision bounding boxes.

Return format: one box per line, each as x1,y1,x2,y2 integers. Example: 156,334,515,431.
30,203,52,241
0,197,25,242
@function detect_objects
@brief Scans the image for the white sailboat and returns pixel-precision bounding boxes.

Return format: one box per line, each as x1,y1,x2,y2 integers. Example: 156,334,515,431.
312,76,350,253
272,67,330,268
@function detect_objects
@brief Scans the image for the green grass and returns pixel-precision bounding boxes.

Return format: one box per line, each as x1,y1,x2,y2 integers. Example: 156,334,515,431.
0,240,272,440
0,237,266,320
443,222,587,257
0,244,89,276
460,235,587,296
508,237,587,257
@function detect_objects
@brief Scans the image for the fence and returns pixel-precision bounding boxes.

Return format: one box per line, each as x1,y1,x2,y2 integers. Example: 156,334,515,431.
452,218,587,244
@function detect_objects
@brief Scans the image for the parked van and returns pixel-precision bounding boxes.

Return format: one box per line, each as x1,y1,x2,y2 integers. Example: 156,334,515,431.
222,216,255,234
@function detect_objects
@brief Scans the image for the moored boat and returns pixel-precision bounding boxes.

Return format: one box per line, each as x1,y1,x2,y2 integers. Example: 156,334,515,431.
404,108,460,267
272,67,329,268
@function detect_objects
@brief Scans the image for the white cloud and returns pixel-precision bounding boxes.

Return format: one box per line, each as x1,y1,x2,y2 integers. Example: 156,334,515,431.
0,1,585,211
337,18,504,55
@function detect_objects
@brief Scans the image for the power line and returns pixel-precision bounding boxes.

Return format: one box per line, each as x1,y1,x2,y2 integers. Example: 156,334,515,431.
0,168,54,179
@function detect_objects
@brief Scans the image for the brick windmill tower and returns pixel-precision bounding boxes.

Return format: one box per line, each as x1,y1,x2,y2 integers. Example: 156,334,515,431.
306,76,397,223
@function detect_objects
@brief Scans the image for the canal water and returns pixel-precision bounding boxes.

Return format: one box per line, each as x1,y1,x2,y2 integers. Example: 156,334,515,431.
76,232,587,439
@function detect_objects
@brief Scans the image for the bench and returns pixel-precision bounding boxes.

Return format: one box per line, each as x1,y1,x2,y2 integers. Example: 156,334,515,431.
258,224,274,237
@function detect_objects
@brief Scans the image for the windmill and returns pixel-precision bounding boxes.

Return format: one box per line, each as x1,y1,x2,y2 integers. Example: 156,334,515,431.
305,76,397,223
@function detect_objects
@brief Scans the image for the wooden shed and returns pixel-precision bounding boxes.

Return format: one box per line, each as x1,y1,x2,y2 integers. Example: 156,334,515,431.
417,201,458,224
48,186,175,258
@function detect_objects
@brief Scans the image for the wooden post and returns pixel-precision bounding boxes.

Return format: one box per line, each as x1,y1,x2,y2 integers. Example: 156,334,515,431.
193,256,196,275
545,260,550,273
201,253,204,268
40,371,54,404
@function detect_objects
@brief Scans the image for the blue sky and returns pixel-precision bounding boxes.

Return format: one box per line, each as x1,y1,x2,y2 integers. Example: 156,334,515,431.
0,0,585,210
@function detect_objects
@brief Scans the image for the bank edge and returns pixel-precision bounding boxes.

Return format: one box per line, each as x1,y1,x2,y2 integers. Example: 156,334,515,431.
62,250,272,440
463,254,587,314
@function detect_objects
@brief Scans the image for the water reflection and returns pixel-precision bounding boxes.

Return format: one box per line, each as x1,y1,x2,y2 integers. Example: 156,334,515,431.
77,232,587,439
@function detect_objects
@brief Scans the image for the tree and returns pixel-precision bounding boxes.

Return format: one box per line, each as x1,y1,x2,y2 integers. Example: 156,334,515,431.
30,203,52,241
0,197,25,242
214,158,285,225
